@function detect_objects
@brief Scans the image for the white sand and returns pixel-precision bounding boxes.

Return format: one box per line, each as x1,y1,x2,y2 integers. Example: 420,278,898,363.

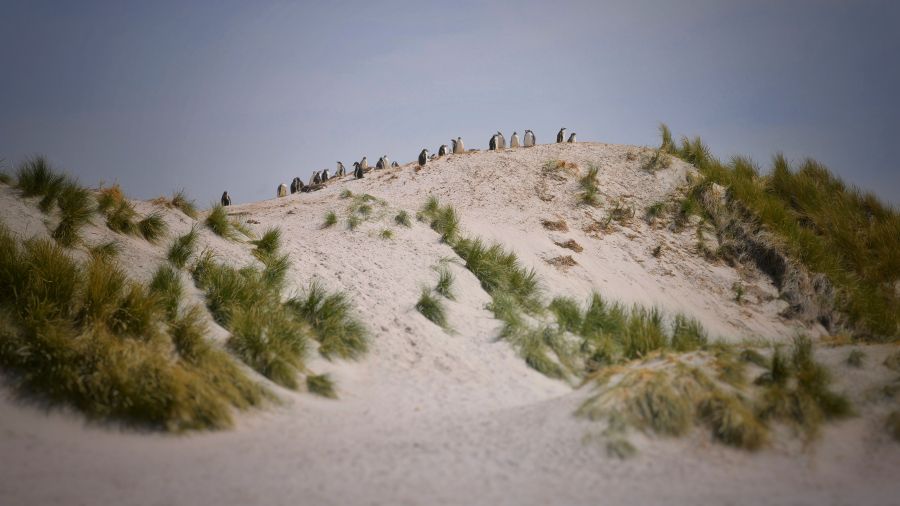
1,142,898,505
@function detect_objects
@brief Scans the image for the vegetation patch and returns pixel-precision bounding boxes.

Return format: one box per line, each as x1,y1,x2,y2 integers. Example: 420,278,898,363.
13,157,95,247
579,165,601,206
286,281,368,360
416,287,448,329
322,210,337,228
659,123,899,341
168,227,199,269
547,255,577,269
306,373,337,399
554,239,583,253
541,218,568,232
0,222,266,431
204,204,234,239
395,210,411,227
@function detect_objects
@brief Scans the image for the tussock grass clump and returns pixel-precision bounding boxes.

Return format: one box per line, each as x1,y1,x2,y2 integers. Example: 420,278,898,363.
0,223,266,430
379,229,393,240
149,264,183,319
660,123,900,340
541,219,568,231
416,288,448,329
339,189,353,199
671,314,709,351
755,336,852,439
286,281,368,360
347,214,361,230
15,156,62,202
419,199,459,243
453,237,541,313
204,204,233,239
170,189,198,218
322,210,338,228
138,211,168,243
435,266,455,300
250,227,281,260
89,240,121,260
168,227,199,269
579,165,601,206
306,373,337,399
641,149,672,173
192,253,309,388
395,210,411,227
52,183,95,247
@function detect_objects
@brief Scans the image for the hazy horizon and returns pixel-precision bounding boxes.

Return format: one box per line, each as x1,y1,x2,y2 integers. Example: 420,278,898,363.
2,0,898,205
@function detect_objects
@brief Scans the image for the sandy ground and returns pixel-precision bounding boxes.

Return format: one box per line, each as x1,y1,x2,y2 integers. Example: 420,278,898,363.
1,142,898,506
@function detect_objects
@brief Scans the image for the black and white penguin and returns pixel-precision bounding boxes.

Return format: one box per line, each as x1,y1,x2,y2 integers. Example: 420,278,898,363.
510,132,519,148
221,191,231,206
557,128,566,143
277,183,288,198
453,137,465,154
336,161,345,177
489,134,498,151
567,133,577,143
359,156,368,171
391,161,399,168
322,168,330,181
497,131,506,149
524,130,536,147
438,144,449,157
353,162,364,179
418,149,429,166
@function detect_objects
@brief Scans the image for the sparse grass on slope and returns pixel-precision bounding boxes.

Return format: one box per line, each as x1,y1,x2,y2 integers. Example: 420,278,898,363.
0,221,266,430
395,210,411,227
170,189,199,218
322,210,337,228
579,165,601,206
306,373,337,399
286,281,368,360
138,211,168,243
416,287,448,329
659,123,899,340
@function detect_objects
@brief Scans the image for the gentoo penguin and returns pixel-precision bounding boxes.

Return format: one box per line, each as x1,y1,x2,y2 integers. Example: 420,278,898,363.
353,162,364,179
221,191,231,206
497,131,506,149
382,155,390,168
336,161,345,177
312,171,322,185
453,137,465,154
510,132,520,148
524,129,536,147
359,156,368,171
322,168,330,181
391,161,399,168
277,183,287,198
489,134,498,151
567,133,577,143
418,149,429,166
557,128,566,143
376,156,385,170
307,172,316,186
438,144,449,157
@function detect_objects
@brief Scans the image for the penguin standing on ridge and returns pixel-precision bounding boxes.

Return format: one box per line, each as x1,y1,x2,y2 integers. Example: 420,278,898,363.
438,144,449,157
353,162,364,179
312,171,322,185
359,156,368,171
336,161,345,177
557,128,567,143
510,132,520,148
322,168,330,181
524,129,536,147
497,131,506,149
567,133,577,143
418,149,429,167
489,134,498,151
391,161,399,168
453,137,465,154
221,191,231,206
376,156,386,170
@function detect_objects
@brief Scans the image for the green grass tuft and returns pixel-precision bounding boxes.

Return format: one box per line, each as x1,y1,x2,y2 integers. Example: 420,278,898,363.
52,182,95,247
306,373,337,399
167,227,199,269
138,211,168,243
204,204,232,239
322,210,337,228
395,210,411,227
435,266,455,300
149,264,183,320
579,165,601,206
347,215,361,230
250,227,281,259
286,281,369,360
170,189,198,218
416,288,448,329
339,189,353,199
379,228,393,240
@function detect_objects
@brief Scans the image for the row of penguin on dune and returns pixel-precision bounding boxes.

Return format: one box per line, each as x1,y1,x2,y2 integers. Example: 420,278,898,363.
220,127,576,204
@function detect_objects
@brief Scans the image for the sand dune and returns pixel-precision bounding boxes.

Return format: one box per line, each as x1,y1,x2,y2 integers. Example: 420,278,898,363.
1,142,897,505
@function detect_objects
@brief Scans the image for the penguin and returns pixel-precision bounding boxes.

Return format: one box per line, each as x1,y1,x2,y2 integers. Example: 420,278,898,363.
336,161,345,177
453,137,465,154
438,144,449,157
353,162,364,179
295,178,305,193
418,149,429,167
382,155,390,168
322,168,330,181
391,161,399,168
359,156,368,171
289,178,296,194
510,132,520,148
524,129,535,147
221,191,231,207
557,128,566,143
489,134,498,151
277,184,287,198
567,133,577,143
376,156,385,170
313,171,322,185
497,131,506,149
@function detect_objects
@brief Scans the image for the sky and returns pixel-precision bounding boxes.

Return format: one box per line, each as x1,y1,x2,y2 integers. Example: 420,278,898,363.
1,0,898,206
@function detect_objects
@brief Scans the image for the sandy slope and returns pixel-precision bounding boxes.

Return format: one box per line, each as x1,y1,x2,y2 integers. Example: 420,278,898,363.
1,142,898,506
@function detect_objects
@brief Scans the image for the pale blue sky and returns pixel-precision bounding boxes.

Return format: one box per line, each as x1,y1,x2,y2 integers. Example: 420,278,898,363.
1,0,898,205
